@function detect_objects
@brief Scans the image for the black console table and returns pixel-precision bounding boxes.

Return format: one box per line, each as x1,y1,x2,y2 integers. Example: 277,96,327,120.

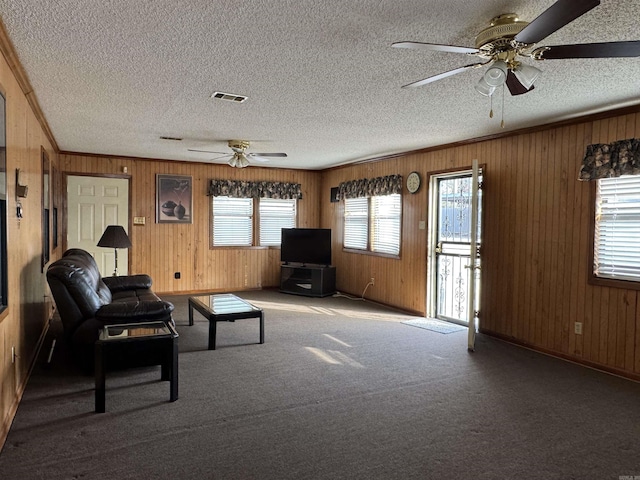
280,265,336,297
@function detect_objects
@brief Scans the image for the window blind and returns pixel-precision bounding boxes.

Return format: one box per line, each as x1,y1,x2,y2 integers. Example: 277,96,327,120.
344,195,401,255
594,175,640,282
212,196,253,246
344,197,368,250
259,198,296,246
371,194,401,255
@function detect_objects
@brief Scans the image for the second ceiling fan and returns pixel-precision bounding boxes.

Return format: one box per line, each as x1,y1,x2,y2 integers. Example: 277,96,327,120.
189,140,287,168
393,0,640,97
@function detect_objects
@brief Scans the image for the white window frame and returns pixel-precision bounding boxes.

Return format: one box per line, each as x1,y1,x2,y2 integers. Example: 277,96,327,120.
212,196,297,247
591,174,640,288
343,194,401,256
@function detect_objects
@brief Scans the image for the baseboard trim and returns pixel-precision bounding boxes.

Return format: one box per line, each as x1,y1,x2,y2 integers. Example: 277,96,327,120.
481,329,640,384
0,316,52,452
156,286,266,296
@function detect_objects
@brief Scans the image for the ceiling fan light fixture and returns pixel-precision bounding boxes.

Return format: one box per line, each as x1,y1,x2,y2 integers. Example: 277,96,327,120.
513,63,542,90
228,152,250,168
483,60,508,87
475,77,496,96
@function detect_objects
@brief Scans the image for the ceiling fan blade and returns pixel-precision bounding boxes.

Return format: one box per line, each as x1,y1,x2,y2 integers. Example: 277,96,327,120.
401,63,484,88
249,155,271,163
187,148,229,155
250,152,288,158
514,0,600,45
536,41,640,59
506,70,535,96
208,154,233,162
392,41,479,55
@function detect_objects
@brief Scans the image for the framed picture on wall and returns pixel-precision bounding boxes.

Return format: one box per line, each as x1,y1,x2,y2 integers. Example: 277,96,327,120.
156,174,193,224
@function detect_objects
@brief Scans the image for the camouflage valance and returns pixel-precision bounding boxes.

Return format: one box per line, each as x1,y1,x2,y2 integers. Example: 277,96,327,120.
336,174,403,200
208,179,303,199
578,138,640,181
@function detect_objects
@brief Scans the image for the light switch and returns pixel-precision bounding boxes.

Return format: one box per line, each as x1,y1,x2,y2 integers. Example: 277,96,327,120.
133,216,146,225
419,220,426,230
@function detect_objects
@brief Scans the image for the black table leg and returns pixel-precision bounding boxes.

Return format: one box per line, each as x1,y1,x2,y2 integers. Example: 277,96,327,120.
169,336,179,402
208,319,217,350
95,342,106,413
259,312,264,344
188,301,194,326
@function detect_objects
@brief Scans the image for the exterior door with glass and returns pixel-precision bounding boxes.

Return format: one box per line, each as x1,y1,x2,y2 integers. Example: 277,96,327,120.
428,164,482,333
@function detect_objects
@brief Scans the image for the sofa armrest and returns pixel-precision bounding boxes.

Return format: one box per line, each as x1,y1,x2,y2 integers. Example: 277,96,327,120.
95,300,174,323
103,274,153,293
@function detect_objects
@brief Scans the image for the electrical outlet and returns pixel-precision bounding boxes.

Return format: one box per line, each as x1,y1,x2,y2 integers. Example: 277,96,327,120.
574,322,583,335
370,277,375,285
174,272,181,279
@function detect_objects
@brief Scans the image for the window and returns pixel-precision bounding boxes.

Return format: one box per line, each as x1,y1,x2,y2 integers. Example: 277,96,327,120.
212,196,296,247
344,194,401,255
344,197,368,250
592,175,640,285
212,197,253,246
259,198,296,246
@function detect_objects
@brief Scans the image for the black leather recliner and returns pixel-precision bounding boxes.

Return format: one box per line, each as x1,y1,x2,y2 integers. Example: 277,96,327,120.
46,248,174,369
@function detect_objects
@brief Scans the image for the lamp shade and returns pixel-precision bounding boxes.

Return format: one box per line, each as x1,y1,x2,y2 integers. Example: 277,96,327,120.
474,77,496,97
513,63,542,90
483,60,508,87
228,153,250,168
97,225,132,249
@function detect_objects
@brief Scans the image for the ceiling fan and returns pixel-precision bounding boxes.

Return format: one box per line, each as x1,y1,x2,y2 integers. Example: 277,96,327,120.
393,0,640,97
188,140,288,168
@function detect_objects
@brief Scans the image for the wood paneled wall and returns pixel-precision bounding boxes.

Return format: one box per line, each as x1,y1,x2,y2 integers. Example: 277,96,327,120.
59,154,322,294
321,111,640,380
0,54,58,444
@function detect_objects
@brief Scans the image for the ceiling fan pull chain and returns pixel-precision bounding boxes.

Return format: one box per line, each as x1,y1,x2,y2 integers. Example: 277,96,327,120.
489,94,494,119
500,85,505,129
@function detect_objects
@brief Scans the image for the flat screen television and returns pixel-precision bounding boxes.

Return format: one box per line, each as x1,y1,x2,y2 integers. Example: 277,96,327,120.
281,228,331,266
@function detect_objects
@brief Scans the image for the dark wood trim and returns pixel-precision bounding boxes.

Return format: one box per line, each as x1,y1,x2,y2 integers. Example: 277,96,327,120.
155,286,265,297
0,319,52,451
0,18,59,152
482,329,640,384
60,150,309,171
41,148,50,272
325,104,640,173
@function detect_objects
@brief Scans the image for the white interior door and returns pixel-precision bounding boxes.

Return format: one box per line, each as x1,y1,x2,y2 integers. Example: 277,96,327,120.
67,175,129,276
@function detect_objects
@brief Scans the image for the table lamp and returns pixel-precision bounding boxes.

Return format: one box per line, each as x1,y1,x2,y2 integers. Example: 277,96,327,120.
97,225,132,276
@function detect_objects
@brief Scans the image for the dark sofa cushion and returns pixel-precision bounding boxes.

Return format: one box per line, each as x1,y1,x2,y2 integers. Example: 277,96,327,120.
96,299,174,323
103,274,153,293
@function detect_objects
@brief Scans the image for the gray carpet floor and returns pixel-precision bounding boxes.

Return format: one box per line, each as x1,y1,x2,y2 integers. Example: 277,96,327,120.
1,290,640,479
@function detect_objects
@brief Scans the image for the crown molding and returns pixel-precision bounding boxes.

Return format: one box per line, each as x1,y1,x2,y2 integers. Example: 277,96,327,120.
0,17,59,152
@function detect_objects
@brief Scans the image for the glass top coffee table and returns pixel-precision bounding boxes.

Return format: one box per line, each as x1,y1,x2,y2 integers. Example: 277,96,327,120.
188,294,264,350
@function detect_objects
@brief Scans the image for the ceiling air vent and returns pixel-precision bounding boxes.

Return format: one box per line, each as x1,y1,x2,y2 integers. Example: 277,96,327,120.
159,136,183,141
211,91,248,103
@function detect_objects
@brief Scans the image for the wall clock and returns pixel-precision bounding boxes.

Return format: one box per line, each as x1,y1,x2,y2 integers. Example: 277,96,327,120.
406,171,421,194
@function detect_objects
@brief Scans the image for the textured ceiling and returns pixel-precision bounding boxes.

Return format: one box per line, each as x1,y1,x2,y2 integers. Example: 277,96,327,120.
0,0,639,170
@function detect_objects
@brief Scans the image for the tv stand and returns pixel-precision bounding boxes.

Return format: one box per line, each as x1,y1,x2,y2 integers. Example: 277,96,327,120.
280,265,336,297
